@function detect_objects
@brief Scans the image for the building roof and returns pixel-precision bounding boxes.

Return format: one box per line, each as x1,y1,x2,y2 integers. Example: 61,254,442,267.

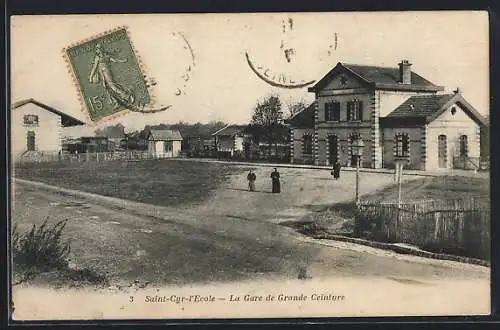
382,93,488,126
308,62,444,93
147,129,183,141
211,124,246,136
286,102,315,128
12,98,85,127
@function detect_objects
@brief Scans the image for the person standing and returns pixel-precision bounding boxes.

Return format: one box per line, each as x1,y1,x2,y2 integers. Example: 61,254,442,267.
247,170,257,192
332,161,342,180
271,168,281,193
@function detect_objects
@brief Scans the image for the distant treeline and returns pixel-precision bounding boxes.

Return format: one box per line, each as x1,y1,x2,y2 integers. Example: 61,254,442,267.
93,121,228,150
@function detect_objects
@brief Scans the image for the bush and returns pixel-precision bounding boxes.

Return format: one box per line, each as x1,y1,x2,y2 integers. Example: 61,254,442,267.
12,218,71,272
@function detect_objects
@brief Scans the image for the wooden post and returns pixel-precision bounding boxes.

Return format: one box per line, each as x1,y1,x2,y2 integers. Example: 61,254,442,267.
397,162,403,209
434,212,440,241
96,152,99,163
355,156,360,206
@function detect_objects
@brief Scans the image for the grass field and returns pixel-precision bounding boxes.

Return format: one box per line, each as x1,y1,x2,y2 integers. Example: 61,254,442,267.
362,175,490,203
14,160,251,207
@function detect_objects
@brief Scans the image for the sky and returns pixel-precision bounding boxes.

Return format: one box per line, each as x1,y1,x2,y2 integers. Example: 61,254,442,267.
11,11,489,136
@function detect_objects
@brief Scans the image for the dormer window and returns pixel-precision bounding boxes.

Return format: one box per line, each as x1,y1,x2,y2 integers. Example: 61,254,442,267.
24,114,39,126
347,99,363,121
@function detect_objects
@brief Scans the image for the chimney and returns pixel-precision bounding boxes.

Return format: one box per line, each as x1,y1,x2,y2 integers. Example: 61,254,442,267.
398,60,412,84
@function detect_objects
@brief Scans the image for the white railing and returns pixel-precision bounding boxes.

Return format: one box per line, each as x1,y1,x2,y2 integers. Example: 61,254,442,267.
14,150,161,164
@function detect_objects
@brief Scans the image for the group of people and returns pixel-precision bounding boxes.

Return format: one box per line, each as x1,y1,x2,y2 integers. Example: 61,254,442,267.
246,168,281,193
246,161,342,193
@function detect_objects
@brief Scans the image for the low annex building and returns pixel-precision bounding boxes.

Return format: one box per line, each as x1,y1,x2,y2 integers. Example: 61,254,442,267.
288,61,488,170
147,129,183,158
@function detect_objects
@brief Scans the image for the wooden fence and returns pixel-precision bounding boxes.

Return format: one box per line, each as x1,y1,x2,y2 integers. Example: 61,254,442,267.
14,151,158,164
453,156,490,171
356,198,490,260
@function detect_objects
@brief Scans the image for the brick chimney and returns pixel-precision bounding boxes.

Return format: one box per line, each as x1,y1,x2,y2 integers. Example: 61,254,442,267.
398,60,412,84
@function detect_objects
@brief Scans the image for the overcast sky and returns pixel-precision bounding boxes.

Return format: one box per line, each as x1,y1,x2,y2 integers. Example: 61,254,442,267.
11,11,489,136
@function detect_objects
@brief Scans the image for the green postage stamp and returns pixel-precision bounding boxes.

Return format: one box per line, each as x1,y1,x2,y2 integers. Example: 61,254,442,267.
64,27,168,122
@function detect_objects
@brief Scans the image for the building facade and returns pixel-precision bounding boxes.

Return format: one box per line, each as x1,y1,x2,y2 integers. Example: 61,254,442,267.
289,61,488,170
212,125,247,158
11,98,85,159
147,129,183,158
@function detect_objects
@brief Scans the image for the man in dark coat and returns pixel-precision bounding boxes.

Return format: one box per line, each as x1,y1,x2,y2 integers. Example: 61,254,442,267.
247,170,256,191
332,161,341,180
271,168,281,193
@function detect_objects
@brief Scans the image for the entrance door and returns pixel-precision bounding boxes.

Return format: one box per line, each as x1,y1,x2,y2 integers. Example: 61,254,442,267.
438,135,447,168
351,155,358,167
328,135,338,164
27,131,35,151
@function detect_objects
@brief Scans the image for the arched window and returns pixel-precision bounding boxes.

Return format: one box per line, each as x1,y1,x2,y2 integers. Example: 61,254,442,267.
438,135,447,168
459,135,468,157
303,134,313,155
395,133,410,157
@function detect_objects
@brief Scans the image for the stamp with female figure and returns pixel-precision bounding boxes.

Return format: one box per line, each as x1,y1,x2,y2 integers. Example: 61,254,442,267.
64,27,169,122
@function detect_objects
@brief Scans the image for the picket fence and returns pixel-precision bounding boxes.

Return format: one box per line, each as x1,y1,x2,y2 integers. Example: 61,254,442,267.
14,151,157,164
356,198,490,260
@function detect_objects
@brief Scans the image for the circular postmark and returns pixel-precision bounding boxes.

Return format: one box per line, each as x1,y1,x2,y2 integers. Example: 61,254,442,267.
244,15,339,89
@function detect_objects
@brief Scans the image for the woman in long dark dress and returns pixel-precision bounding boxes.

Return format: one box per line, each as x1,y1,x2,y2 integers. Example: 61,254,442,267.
271,168,281,193
332,161,341,180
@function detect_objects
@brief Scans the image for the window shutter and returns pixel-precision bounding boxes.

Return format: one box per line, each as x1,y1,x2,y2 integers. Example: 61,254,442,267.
324,103,329,121
347,102,352,121
333,102,339,121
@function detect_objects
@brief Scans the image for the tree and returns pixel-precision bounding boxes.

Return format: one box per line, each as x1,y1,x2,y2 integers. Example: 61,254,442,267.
94,123,125,138
286,100,308,118
247,95,289,158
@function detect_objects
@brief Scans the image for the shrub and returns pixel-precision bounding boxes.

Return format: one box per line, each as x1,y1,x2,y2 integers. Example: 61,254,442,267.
12,218,71,272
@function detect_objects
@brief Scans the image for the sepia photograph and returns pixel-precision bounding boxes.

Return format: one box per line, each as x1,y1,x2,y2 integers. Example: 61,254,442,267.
9,11,490,320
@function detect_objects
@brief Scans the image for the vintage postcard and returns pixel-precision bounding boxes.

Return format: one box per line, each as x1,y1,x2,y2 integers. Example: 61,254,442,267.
9,11,490,321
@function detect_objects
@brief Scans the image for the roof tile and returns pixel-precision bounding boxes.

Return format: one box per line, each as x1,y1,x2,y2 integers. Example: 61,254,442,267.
386,94,455,118
148,129,183,141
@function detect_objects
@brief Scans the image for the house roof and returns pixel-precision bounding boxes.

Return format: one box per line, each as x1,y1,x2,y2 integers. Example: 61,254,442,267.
12,98,85,127
286,102,315,128
308,62,444,93
211,124,246,136
147,129,183,141
383,93,488,126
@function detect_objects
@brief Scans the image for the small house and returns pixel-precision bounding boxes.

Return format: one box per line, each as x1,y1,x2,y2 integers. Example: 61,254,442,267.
11,98,85,159
147,129,183,158
212,124,247,158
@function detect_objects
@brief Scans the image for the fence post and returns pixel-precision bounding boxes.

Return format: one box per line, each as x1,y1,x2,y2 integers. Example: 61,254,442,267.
433,212,440,241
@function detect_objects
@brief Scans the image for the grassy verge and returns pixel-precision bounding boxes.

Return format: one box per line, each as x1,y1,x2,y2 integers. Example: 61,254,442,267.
12,217,108,289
